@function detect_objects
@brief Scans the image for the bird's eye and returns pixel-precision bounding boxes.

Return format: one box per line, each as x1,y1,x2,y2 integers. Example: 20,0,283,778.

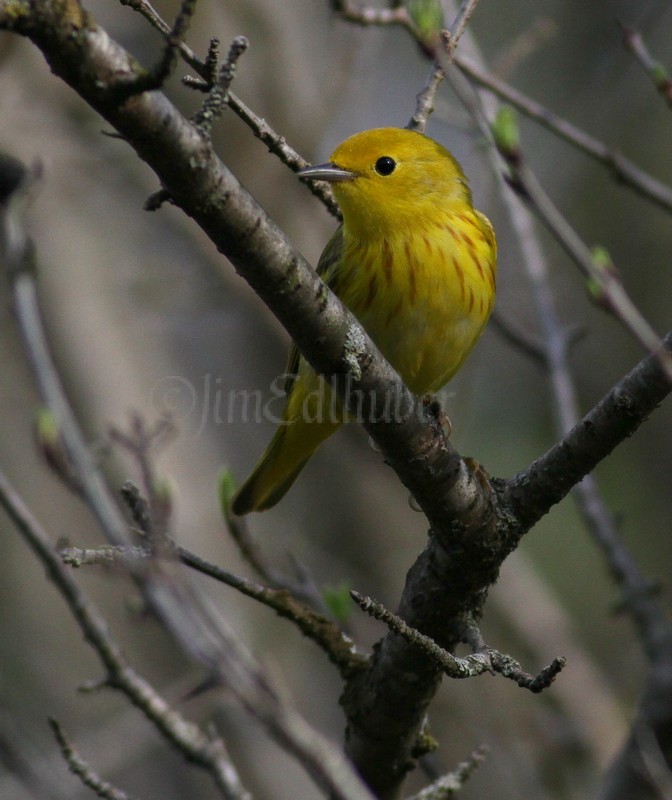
374,156,396,176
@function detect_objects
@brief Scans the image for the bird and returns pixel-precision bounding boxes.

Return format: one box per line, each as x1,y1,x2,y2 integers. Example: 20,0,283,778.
231,127,497,515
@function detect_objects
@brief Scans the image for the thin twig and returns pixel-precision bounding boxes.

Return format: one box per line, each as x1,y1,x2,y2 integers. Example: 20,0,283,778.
407,745,488,800
0,151,378,800
444,0,482,60
110,0,199,101
0,469,252,800
333,1,483,134
488,309,547,365
121,0,340,216
500,150,672,382
219,470,330,613
109,415,176,538
488,651,566,694
350,591,564,692
121,0,205,75
49,719,139,800
350,590,492,678
407,61,445,133
60,537,364,677
453,53,672,213
61,543,148,567
192,35,249,139
0,710,75,800
618,20,672,109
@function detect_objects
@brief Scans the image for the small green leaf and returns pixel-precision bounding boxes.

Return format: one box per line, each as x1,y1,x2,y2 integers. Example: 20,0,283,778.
651,62,670,88
591,245,613,272
587,246,619,306
406,0,444,42
323,583,353,622
35,407,60,446
218,467,237,517
153,477,175,523
492,106,520,156
33,407,72,484
585,274,605,303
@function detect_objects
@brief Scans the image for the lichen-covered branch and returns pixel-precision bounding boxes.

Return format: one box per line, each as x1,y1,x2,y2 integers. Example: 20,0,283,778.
0,469,251,800
2,4,672,799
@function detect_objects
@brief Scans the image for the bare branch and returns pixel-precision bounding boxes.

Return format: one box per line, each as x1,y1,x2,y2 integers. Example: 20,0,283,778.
191,35,249,140
493,125,672,382
454,53,672,213
60,534,365,678
443,0,482,59
0,469,251,800
122,0,340,216
618,20,672,109
328,1,412,29
351,590,493,679
110,416,176,537
49,718,139,800
407,745,488,800
0,146,377,800
351,591,565,692
407,61,445,132
501,328,672,532
336,1,484,135
175,545,366,678
488,651,566,694
219,470,331,612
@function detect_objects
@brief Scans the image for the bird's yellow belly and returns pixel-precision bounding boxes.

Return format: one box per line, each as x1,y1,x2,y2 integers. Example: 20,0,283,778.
338,223,495,395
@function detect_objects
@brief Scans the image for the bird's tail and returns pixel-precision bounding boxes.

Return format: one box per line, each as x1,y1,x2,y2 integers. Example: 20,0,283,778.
231,417,342,514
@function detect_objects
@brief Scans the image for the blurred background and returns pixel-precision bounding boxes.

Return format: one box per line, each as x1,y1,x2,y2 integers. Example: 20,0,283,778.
1,1,671,798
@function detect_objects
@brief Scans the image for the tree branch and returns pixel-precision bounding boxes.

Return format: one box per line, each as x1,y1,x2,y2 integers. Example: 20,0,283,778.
0,120,378,800
618,20,672,109
49,718,140,800
2,5,672,798
0,469,252,800
501,328,672,534
493,131,672,381
453,53,672,213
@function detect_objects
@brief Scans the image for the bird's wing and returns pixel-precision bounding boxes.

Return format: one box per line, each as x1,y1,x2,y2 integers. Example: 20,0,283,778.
283,225,344,394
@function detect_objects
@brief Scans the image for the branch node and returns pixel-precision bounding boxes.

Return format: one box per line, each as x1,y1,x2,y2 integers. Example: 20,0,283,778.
182,37,220,92
409,744,489,800
490,650,566,693
49,717,138,800
191,35,250,141
109,414,176,538
109,0,199,103
144,188,173,211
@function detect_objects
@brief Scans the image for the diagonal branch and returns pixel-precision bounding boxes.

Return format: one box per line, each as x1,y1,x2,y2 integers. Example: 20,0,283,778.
494,138,672,381
49,719,140,800
2,4,672,798
454,53,672,213
501,328,672,535
618,20,672,109
0,469,251,800
0,157,377,800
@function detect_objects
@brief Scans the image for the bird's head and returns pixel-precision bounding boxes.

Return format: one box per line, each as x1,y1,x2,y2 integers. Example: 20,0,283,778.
298,127,472,238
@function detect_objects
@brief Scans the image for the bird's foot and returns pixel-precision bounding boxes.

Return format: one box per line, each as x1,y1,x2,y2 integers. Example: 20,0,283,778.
421,394,452,438
464,456,491,493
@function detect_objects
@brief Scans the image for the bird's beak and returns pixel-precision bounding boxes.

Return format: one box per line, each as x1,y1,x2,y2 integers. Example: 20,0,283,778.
297,162,357,182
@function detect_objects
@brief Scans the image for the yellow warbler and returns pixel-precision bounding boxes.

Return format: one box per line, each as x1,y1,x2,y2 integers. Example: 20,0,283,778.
231,127,496,514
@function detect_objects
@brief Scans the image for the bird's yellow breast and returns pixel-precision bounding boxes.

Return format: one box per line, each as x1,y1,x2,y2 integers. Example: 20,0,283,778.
332,208,496,394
